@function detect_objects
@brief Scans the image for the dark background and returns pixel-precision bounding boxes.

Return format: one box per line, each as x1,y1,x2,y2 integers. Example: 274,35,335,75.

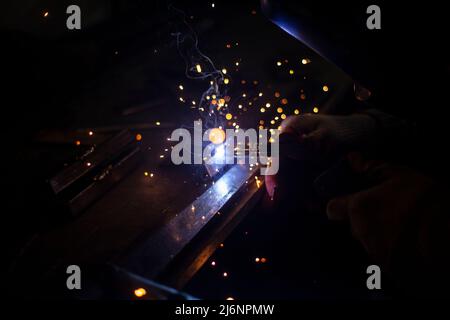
2,0,449,300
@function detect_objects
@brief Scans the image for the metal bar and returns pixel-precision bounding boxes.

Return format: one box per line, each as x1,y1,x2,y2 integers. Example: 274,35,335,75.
119,163,261,281
49,130,135,194
68,146,142,215
159,175,264,289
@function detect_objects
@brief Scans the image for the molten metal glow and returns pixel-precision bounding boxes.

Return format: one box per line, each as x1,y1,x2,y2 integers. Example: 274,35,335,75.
209,128,226,144
134,288,147,298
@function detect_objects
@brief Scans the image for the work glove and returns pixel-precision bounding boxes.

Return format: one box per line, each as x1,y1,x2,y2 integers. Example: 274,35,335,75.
280,113,378,155
327,152,449,272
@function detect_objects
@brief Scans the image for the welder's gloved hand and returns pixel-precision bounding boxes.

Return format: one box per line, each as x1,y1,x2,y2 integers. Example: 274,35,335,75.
280,113,377,155
326,153,450,272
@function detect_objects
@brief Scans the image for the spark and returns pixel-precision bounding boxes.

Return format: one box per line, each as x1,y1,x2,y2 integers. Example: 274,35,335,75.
134,288,147,298
302,58,310,65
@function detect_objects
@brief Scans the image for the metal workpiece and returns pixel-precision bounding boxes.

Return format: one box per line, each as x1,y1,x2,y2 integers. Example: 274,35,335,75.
121,163,264,288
